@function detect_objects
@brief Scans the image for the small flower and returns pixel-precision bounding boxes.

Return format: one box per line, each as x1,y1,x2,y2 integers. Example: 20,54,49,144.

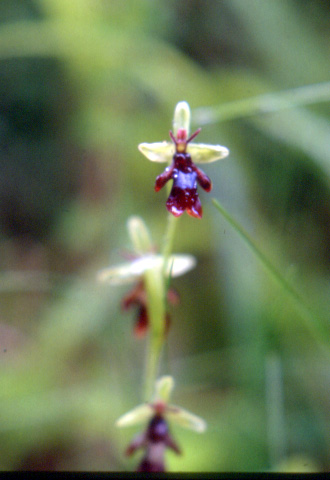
97,216,195,337
117,376,206,472
139,101,229,218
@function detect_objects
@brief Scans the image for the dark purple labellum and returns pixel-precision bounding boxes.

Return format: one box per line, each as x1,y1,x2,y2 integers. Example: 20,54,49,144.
155,129,212,219
147,414,170,443
126,414,181,472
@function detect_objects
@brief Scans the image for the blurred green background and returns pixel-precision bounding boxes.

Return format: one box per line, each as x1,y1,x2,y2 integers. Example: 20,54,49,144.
0,0,330,472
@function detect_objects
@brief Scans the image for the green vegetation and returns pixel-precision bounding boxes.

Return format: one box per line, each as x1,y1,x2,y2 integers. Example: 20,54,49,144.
0,0,330,472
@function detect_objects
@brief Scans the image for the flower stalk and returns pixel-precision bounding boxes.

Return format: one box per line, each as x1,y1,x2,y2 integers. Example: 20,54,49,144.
143,264,166,399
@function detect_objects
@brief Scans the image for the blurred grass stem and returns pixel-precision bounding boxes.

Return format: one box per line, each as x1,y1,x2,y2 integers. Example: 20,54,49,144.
194,81,330,125
213,199,330,354
265,353,286,468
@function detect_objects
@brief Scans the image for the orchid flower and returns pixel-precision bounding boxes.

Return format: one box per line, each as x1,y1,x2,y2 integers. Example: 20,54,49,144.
139,101,229,218
117,376,206,472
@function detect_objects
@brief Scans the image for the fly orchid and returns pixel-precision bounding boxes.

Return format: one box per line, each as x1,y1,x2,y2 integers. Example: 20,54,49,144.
116,376,206,472
139,101,229,218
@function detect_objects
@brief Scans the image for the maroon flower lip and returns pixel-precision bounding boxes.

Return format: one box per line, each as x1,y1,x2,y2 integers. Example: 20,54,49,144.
121,279,179,338
125,413,181,472
154,129,212,219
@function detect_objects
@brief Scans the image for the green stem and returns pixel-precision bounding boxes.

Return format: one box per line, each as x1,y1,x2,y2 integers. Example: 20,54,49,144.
143,265,165,400
162,213,179,264
213,198,330,353
143,319,164,401
143,213,179,400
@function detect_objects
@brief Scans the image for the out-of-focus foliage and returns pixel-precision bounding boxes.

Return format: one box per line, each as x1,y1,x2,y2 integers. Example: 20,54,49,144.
0,0,330,472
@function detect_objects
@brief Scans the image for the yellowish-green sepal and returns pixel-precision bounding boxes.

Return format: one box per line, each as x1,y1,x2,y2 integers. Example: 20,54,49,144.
138,142,173,163
116,403,153,428
173,101,191,136
187,143,229,163
167,404,207,433
127,216,153,256
97,254,196,285
116,375,207,434
154,375,175,404
139,141,229,164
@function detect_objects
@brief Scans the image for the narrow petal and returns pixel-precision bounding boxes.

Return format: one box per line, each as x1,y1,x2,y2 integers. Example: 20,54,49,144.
126,432,147,455
134,306,149,338
121,280,145,309
164,434,182,455
187,143,229,163
138,142,173,163
193,165,212,191
155,164,175,192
